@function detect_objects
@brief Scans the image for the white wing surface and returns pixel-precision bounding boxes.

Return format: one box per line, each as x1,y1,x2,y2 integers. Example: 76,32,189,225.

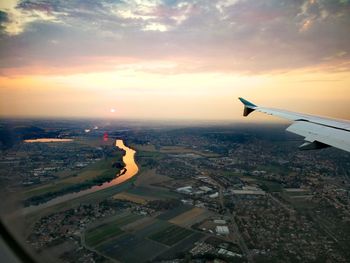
238,97,350,152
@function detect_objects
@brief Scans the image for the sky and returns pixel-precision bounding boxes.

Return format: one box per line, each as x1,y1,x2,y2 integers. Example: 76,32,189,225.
0,0,349,121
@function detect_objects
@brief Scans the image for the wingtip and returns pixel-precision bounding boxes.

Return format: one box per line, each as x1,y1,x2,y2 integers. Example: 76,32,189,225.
238,97,257,117
238,97,257,108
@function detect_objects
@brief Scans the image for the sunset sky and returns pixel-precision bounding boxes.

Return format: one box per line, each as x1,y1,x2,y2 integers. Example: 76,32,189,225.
0,0,349,121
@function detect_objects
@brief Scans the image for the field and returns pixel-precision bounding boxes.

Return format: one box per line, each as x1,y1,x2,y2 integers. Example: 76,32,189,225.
131,220,171,238
127,186,180,199
122,217,156,232
157,205,193,220
85,214,199,262
110,213,143,226
96,234,167,263
85,223,123,247
85,213,142,247
155,232,205,261
134,168,171,187
91,219,171,262
113,191,158,204
149,224,193,246
169,207,208,227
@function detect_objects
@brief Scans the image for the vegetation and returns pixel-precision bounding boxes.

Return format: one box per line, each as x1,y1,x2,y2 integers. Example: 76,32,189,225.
85,223,123,247
147,199,181,210
24,169,123,206
149,224,193,246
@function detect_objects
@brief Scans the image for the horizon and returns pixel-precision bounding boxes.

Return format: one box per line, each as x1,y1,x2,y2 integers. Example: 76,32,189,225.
1,115,291,125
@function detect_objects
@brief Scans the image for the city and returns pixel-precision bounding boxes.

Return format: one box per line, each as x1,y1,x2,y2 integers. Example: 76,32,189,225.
0,120,349,263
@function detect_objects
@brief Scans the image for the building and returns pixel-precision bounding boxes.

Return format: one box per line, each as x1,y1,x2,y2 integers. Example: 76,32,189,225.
209,192,219,198
216,226,230,235
214,219,227,224
176,186,192,194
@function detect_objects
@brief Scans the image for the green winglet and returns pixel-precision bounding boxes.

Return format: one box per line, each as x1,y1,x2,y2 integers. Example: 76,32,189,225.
238,97,257,108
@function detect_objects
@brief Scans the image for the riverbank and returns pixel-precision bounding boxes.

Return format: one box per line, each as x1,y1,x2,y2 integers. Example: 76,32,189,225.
23,168,126,206
21,139,139,214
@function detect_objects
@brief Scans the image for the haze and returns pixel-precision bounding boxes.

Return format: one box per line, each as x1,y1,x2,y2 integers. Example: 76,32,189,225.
0,0,349,121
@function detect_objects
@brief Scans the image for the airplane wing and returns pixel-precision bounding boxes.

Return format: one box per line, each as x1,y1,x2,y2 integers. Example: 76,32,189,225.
238,97,350,152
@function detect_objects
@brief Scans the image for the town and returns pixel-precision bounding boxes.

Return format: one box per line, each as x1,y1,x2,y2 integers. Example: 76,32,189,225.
0,120,349,262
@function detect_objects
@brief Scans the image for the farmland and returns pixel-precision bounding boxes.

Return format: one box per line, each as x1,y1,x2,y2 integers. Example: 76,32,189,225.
84,211,201,262
156,205,193,220
149,224,193,246
113,191,157,204
96,234,167,263
126,186,180,199
85,223,123,247
85,213,142,247
155,232,205,261
169,207,208,227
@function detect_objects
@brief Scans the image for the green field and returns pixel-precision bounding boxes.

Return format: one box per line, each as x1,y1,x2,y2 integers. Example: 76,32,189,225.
127,186,180,199
85,223,123,247
149,224,193,246
111,213,143,226
96,234,167,263
84,214,196,262
131,220,170,239
157,205,192,220
155,232,204,261
85,213,142,247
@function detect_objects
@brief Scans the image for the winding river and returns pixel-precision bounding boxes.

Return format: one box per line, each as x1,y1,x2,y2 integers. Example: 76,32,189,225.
22,139,138,214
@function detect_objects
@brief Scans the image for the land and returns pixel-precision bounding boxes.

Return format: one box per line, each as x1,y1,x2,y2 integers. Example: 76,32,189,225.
0,119,350,263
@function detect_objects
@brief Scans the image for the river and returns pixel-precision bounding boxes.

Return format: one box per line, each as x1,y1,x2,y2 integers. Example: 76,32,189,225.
24,138,74,143
22,139,138,214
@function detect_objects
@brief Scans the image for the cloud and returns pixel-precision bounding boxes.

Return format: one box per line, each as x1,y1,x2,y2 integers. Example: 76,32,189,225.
0,0,62,35
0,0,349,75
0,10,9,32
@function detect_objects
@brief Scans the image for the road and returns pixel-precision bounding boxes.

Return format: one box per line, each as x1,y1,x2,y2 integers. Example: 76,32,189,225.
268,193,295,214
229,214,255,263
